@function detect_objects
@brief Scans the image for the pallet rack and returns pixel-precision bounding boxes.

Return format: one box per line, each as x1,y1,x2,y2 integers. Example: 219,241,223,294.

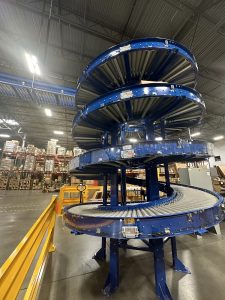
0,143,73,190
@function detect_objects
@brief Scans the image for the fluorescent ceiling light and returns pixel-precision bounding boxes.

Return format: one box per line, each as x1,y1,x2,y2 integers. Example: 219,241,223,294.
213,135,224,141
155,137,163,141
0,134,10,138
0,119,19,126
190,132,201,137
25,52,41,75
53,130,64,135
51,138,58,142
129,138,138,143
45,108,52,117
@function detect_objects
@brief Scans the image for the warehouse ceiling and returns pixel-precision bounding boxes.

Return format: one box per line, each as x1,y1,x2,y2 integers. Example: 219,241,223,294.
0,0,225,148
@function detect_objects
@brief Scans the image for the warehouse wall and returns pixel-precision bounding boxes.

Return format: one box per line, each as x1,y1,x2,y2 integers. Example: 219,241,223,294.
209,141,225,166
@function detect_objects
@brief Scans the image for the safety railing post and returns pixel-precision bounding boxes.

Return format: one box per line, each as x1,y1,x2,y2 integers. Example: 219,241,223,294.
0,195,58,300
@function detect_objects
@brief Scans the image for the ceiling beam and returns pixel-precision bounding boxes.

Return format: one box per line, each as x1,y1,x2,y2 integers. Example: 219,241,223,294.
4,0,120,44
1,0,225,87
173,0,223,42
0,26,89,84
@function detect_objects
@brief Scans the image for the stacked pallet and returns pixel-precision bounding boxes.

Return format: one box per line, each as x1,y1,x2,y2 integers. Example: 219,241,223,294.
0,158,14,171
47,141,56,155
57,147,66,156
3,140,19,153
32,179,42,190
0,175,8,190
19,178,31,190
45,160,54,172
24,155,35,171
26,144,35,154
8,176,20,190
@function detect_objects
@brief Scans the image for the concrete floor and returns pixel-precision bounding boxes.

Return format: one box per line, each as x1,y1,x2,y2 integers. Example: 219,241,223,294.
1,191,225,300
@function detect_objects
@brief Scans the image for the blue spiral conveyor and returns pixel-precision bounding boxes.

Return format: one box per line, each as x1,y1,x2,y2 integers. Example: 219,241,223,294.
63,38,224,300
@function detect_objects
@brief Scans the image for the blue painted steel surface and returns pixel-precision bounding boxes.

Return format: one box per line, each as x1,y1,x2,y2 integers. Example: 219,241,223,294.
73,83,204,128
75,38,199,107
72,83,205,149
64,37,224,300
81,38,197,77
152,239,173,300
70,140,211,171
64,191,223,239
103,239,119,296
171,237,190,273
93,237,106,260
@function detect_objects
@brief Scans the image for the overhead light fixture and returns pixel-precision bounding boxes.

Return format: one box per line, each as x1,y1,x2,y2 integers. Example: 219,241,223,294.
155,137,163,141
51,138,58,142
190,132,201,137
45,108,52,117
53,130,64,135
129,138,138,143
25,52,41,75
0,119,19,126
0,134,10,138
213,135,224,141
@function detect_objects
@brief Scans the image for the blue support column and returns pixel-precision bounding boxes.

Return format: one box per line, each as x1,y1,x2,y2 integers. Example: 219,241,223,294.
160,120,170,193
120,124,126,144
171,237,190,274
111,172,118,206
103,174,108,206
164,162,170,190
121,167,126,206
93,174,108,261
102,131,109,146
93,237,107,261
152,238,173,300
145,121,155,141
103,238,119,296
146,163,160,201
111,131,118,146
160,119,166,139
146,166,151,202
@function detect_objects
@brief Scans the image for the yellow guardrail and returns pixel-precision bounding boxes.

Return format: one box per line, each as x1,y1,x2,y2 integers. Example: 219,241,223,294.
0,195,57,300
56,184,103,215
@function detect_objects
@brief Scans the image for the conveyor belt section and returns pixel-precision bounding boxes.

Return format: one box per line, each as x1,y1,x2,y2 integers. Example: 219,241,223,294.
69,140,212,172
0,72,76,108
63,185,224,239
75,38,198,106
73,83,205,149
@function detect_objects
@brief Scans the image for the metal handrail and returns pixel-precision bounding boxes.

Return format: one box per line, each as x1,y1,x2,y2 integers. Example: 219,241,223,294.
0,195,57,300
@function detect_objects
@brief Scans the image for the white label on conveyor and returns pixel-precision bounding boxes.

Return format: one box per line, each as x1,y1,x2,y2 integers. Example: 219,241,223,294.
121,149,135,159
123,144,132,150
120,44,131,52
110,50,119,57
122,226,139,238
120,90,133,99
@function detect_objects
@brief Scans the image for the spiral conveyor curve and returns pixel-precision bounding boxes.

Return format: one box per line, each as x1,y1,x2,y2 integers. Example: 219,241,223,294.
64,38,224,300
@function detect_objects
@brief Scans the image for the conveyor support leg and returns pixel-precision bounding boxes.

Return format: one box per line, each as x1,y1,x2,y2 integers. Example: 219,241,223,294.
93,237,106,261
103,238,119,296
152,238,173,300
171,237,190,274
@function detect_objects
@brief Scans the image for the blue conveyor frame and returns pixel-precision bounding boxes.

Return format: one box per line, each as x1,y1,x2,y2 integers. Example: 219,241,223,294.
63,37,224,300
